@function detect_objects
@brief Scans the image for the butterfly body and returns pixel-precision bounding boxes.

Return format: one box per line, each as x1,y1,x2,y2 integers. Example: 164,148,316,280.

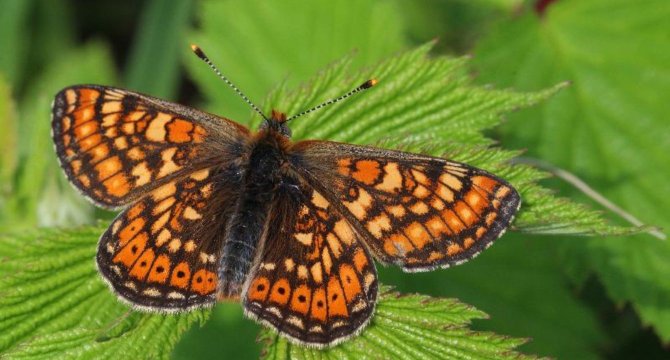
52,84,520,348
219,116,294,297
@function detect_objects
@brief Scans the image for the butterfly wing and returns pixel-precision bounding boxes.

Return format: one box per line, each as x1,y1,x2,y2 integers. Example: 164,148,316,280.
52,85,249,208
291,141,520,272
242,175,378,347
97,166,242,311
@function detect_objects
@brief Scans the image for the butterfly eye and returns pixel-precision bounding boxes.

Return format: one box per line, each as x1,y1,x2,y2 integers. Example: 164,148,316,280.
279,123,292,138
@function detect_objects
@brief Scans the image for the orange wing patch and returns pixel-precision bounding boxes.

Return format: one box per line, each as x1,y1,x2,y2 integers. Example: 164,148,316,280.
52,85,247,208
243,181,377,347
97,167,235,310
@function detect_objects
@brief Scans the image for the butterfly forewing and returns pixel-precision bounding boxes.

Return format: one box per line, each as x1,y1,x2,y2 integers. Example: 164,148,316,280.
51,85,248,208
243,175,377,347
292,141,521,271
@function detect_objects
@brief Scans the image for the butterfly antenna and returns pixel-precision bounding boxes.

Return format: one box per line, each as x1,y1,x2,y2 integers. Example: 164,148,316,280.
191,44,268,121
285,79,378,122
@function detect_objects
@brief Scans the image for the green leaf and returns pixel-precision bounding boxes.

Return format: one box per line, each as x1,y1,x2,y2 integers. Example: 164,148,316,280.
173,303,263,359
0,226,207,359
125,0,194,99
397,0,523,54
259,287,531,360
473,0,670,341
0,0,32,89
0,0,77,94
387,234,605,359
185,0,407,122
3,42,116,229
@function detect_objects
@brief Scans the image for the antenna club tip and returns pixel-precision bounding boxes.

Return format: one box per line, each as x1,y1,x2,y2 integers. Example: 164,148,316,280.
190,44,206,59
361,79,378,89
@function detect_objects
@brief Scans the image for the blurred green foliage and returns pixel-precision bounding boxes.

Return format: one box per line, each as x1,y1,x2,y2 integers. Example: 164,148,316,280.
0,0,668,359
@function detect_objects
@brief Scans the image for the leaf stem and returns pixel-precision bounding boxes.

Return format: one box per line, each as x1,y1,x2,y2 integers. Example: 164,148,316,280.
514,157,666,240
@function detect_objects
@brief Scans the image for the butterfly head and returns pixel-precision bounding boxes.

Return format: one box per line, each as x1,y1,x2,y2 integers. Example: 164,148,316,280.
260,109,292,138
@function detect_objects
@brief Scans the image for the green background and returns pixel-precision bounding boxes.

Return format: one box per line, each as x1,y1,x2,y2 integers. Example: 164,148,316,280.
0,0,668,358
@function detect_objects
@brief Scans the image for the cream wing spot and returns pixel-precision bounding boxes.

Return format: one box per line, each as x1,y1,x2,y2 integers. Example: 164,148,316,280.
102,101,122,114
183,206,202,220
366,213,392,238
156,229,171,246
152,212,171,234
431,197,446,210
284,258,295,272
297,265,309,280
287,316,305,329
326,233,343,257
168,292,186,299
311,191,329,209
153,197,176,215
65,90,77,111
436,184,454,202
152,182,177,201
127,146,144,160
440,173,462,190
496,186,511,198
143,288,161,297
112,220,122,235
121,122,135,135
322,248,333,274
386,205,406,218
261,262,276,271
114,136,128,150
190,168,210,180
410,202,429,215
375,162,402,192
157,148,182,178
102,113,120,127
294,232,313,246
200,183,213,197
131,162,152,186
445,164,467,176
333,220,354,245
413,185,430,198
145,113,172,142
168,238,181,252
127,110,146,122
343,188,373,220
311,263,323,284
184,240,196,252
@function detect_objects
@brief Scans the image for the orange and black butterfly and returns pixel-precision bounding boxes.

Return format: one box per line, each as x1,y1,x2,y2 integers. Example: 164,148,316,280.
51,45,520,348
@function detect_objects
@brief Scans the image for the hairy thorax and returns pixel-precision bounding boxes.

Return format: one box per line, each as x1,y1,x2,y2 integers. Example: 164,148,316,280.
218,125,294,297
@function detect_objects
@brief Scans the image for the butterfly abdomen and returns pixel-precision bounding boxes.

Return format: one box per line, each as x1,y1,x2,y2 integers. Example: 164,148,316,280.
218,136,286,297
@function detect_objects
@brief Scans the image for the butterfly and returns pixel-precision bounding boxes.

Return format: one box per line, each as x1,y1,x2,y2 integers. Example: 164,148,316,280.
51,45,520,348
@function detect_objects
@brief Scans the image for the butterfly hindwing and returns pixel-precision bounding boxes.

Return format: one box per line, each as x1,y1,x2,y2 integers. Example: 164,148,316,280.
51,85,249,208
293,141,520,271
242,176,378,347
97,166,241,311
